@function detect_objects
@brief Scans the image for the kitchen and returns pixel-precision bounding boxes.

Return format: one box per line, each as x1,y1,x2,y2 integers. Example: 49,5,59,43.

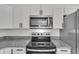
0,4,78,54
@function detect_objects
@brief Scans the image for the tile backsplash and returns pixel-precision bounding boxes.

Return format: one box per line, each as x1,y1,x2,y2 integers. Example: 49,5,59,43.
0,29,60,37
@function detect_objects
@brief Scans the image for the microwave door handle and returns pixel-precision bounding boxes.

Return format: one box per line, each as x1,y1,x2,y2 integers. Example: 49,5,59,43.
48,17,50,26
49,18,53,27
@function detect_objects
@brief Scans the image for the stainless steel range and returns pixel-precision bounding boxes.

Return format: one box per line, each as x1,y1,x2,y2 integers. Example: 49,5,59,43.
26,36,56,54
26,14,56,54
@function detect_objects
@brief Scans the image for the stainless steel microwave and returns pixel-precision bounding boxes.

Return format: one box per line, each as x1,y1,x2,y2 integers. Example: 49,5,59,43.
30,15,53,29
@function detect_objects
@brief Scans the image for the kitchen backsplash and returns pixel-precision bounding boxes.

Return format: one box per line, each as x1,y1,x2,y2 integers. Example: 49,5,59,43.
0,29,60,37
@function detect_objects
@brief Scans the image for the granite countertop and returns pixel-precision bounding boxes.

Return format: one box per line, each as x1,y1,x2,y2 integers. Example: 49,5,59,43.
0,36,71,49
52,40,71,49
0,36,31,49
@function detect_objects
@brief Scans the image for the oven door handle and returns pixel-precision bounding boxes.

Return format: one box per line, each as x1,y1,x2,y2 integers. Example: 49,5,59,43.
27,49,56,52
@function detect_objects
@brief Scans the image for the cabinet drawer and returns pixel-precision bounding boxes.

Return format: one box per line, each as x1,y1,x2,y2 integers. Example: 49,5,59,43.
56,48,71,54
4,47,26,54
0,49,4,54
13,48,26,54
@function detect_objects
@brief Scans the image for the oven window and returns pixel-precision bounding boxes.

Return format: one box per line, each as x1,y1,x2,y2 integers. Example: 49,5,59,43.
32,37,51,42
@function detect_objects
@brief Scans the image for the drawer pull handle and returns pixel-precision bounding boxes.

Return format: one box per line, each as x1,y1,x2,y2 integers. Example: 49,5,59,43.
61,50,68,52
17,49,23,51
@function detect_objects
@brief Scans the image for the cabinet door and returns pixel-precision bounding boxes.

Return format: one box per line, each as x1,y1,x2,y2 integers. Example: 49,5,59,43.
30,5,40,15
22,6,30,28
13,48,26,54
0,49,4,54
13,7,23,28
42,5,53,15
4,48,12,54
53,8,63,29
0,5,12,28
56,48,71,54
4,47,26,54
13,6,30,29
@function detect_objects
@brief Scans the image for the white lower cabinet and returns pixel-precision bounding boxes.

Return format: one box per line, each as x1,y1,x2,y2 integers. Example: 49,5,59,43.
0,49,5,54
3,47,26,54
4,48,12,54
56,48,71,54
0,47,71,54
13,48,26,54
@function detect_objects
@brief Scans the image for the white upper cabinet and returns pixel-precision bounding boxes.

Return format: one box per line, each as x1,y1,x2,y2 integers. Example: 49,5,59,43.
30,5,53,15
53,8,64,29
0,5,64,29
13,6,30,28
22,6,30,28
30,5,40,15
13,5,64,29
13,7,23,28
0,5,13,28
41,5,53,15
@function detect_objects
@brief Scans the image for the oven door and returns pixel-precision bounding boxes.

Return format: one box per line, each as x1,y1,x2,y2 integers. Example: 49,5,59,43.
26,48,56,54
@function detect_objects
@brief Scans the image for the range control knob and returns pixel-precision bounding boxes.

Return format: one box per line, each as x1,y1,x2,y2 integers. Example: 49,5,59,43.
46,33,50,35
37,33,39,35
32,33,36,35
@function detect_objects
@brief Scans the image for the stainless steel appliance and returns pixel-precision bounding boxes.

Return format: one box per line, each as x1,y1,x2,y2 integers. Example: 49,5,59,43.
76,9,79,54
30,15,53,29
26,36,56,54
60,9,79,54
26,15,55,54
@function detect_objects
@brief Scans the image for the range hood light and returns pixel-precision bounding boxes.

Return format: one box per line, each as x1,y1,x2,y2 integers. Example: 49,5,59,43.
36,29,45,33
